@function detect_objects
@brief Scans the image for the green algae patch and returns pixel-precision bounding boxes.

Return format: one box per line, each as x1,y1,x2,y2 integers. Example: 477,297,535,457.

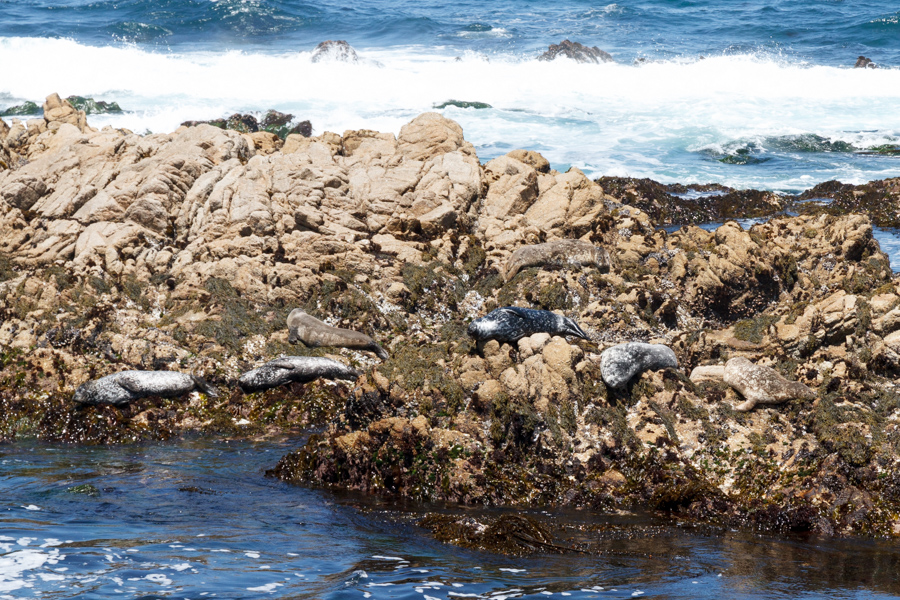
733,314,778,344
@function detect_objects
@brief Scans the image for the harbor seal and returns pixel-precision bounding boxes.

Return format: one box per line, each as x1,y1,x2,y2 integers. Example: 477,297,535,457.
600,342,678,389
467,307,591,345
723,357,815,412
504,239,611,281
73,371,219,406
238,356,361,394
287,308,389,360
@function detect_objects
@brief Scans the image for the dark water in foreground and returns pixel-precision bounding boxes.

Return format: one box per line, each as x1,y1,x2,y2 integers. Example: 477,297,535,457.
2,437,899,599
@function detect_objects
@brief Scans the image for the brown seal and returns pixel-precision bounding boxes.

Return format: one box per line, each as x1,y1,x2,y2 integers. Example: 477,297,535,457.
504,239,610,281
287,308,389,360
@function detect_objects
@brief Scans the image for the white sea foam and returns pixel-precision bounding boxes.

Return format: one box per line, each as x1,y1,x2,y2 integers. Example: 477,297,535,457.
1,37,899,190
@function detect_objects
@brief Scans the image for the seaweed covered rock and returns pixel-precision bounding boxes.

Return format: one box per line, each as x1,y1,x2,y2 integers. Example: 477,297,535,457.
3,98,900,538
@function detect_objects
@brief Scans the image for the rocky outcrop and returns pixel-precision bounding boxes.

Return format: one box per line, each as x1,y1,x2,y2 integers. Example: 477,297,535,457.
854,56,876,69
539,40,614,64
3,94,900,538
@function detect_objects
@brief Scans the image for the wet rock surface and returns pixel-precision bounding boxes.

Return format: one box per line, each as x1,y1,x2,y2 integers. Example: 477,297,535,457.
539,40,614,64
3,93,900,538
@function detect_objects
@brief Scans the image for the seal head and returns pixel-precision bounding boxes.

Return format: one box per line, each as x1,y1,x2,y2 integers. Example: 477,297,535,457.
467,307,590,345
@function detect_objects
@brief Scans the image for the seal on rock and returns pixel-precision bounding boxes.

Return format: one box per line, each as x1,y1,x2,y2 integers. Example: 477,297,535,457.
723,357,815,412
467,307,591,346
600,342,678,389
238,356,361,394
287,308,389,360
73,371,219,406
504,239,611,281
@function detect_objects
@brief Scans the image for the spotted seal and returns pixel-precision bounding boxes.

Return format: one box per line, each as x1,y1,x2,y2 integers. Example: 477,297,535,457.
238,356,362,394
467,306,591,346
504,239,610,281
73,371,219,406
287,308,389,360
723,357,815,412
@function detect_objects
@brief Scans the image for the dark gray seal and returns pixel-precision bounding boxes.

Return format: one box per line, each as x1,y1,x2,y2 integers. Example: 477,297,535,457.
467,307,591,345
238,356,361,394
73,371,218,406
600,342,678,389
287,308,389,360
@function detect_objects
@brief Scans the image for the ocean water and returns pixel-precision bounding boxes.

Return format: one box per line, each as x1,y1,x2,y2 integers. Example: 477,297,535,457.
3,438,900,599
1,0,900,191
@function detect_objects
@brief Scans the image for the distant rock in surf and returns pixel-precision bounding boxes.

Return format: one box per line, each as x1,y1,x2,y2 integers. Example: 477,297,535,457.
181,111,311,140
311,40,359,63
539,40,613,64
434,100,492,110
65,96,123,115
854,56,877,69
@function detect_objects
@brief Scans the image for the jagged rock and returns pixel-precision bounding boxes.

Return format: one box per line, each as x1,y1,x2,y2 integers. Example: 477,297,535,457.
506,149,550,173
311,40,359,63
539,40,614,64
723,357,815,412
504,239,610,280
600,342,678,389
854,56,876,69
42,93,90,132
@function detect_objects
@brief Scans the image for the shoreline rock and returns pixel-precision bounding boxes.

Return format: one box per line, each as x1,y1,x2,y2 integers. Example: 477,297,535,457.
2,93,900,539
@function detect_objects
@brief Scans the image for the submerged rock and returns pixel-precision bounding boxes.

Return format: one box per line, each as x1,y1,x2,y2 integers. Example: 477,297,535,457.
539,39,614,63
600,342,678,389
723,357,816,412
419,514,566,556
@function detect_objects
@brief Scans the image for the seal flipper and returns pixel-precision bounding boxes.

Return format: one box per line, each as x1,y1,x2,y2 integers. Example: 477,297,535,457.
192,374,219,398
370,343,390,361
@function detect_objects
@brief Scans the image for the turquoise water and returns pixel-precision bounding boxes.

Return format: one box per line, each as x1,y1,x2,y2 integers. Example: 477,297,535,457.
3,438,900,599
1,1,899,190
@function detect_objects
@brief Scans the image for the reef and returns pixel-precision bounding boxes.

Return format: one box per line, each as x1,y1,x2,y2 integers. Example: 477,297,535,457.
2,94,900,539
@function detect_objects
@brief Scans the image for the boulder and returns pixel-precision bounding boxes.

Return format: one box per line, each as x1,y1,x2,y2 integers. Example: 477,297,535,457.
723,357,815,412
599,342,678,389
854,56,876,69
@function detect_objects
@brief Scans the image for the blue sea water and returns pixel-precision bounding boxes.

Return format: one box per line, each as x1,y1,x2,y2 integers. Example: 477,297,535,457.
3,438,900,599
1,0,900,192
